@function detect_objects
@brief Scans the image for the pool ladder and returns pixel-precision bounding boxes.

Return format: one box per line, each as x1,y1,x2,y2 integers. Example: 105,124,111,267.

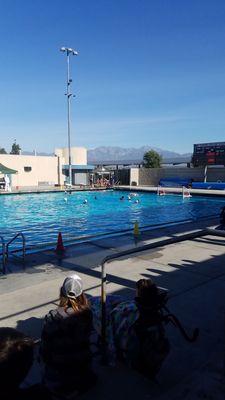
0,233,26,274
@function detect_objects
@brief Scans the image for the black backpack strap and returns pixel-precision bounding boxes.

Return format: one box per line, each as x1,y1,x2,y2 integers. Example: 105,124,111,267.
165,313,199,342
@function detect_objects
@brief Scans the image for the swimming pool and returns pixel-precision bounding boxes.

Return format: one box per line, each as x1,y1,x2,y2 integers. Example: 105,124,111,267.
0,190,224,250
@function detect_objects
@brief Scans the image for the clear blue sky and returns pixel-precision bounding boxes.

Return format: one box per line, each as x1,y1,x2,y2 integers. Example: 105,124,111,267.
1,0,225,154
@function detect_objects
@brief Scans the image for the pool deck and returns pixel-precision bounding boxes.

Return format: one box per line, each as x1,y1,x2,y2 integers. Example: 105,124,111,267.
0,217,224,399
0,185,110,195
1,184,225,196
117,184,225,196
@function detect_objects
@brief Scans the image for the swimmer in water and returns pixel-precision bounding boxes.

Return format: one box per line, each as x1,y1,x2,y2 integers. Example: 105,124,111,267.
135,199,140,204
94,196,97,200
128,195,131,200
120,196,125,200
64,197,68,202
83,199,88,204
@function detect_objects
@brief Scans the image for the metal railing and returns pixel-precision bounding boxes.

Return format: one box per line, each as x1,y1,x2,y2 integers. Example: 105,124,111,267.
99,226,225,359
5,232,26,270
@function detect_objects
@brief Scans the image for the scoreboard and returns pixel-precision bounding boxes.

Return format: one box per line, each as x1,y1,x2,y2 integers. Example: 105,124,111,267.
192,142,225,167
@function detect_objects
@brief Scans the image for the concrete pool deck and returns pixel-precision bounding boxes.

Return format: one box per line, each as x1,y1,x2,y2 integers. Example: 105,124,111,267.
117,184,225,197
1,184,225,196
0,218,224,399
0,185,109,195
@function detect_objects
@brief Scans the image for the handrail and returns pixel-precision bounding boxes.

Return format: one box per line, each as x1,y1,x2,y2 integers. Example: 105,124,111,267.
0,236,6,274
6,232,26,264
99,226,225,361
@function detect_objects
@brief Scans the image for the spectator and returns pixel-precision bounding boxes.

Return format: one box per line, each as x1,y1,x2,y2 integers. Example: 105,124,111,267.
89,177,93,188
40,274,96,399
0,327,50,400
89,278,169,376
110,279,170,378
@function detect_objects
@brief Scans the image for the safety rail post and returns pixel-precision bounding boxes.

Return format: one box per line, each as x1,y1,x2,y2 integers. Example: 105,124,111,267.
101,258,107,364
0,236,6,274
6,232,26,263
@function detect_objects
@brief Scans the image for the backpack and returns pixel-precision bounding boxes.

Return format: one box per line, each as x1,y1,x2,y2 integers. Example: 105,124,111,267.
125,306,170,379
124,290,199,379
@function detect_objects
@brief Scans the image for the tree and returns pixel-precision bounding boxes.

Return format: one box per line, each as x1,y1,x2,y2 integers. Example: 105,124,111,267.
10,141,21,155
0,147,7,154
143,149,162,168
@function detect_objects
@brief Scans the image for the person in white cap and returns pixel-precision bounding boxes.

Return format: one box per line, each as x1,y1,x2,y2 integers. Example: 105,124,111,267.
59,274,86,311
40,274,96,399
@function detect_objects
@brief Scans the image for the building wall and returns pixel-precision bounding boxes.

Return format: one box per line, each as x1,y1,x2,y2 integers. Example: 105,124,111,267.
55,147,87,165
139,167,225,186
130,168,139,185
0,147,88,188
57,155,64,186
114,169,130,185
207,168,225,181
0,154,60,188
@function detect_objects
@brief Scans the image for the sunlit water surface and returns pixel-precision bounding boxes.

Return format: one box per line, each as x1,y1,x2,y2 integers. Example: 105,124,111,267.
0,190,224,248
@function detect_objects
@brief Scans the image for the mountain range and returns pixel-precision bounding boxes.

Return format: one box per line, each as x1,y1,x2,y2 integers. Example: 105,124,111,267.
21,146,191,161
87,146,191,162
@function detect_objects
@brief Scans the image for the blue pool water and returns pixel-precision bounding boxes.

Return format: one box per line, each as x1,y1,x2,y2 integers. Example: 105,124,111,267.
0,190,224,249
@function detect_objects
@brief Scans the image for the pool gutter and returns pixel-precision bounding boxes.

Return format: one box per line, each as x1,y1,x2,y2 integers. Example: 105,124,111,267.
115,185,225,197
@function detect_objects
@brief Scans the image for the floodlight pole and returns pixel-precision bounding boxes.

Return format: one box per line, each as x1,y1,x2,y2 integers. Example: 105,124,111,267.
60,47,78,186
66,52,72,186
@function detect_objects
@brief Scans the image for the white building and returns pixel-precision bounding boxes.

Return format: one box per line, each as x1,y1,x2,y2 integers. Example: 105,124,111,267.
0,147,94,189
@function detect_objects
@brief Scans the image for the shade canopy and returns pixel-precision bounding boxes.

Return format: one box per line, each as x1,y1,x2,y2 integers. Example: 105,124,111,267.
0,163,17,174
94,166,111,174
